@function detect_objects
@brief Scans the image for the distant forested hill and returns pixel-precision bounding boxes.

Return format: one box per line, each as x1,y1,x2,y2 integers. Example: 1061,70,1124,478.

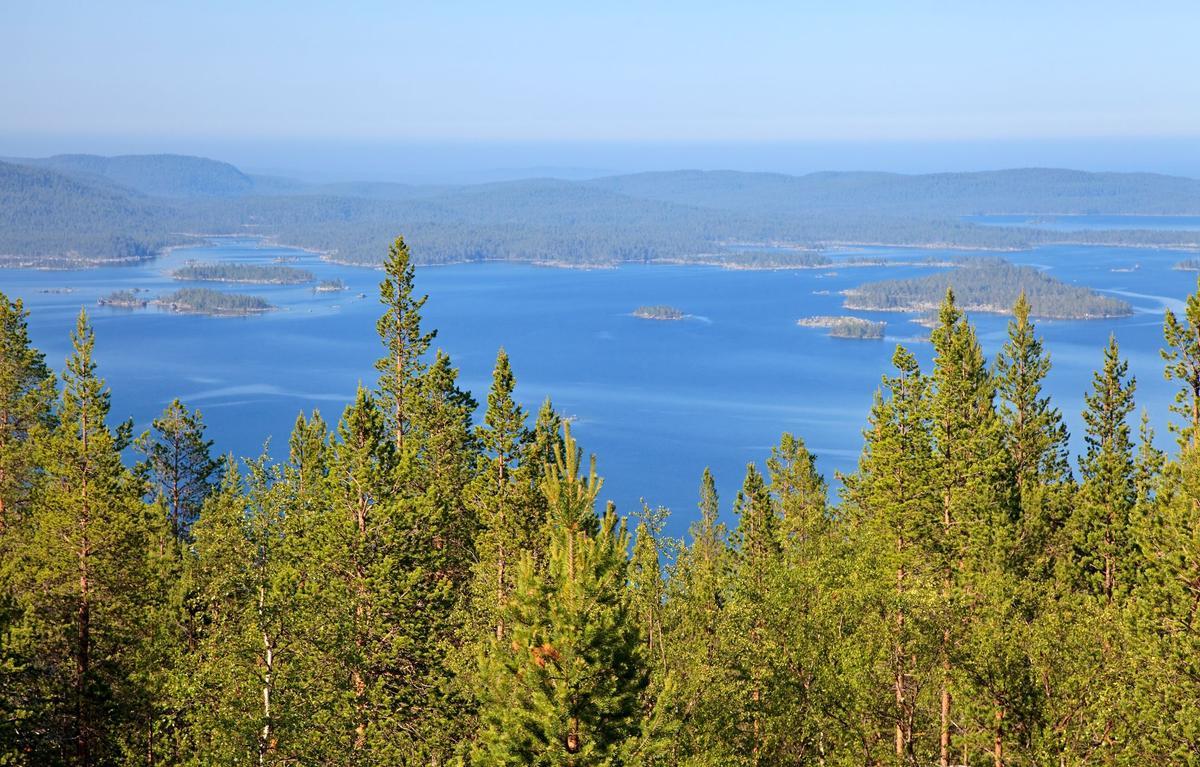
7,153,255,198
0,161,178,265
588,168,1200,216
4,154,1200,268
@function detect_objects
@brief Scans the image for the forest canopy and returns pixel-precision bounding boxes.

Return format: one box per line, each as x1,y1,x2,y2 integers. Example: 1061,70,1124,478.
2,237,1200,765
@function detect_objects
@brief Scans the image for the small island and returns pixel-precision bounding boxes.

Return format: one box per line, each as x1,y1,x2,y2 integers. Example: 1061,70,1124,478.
98,289,148,309
154,288,274,316
797,315,886,339
314,278,348,293
172,261,315,285
843,258,1132,319
633,305,687,321
1173,259,1200,272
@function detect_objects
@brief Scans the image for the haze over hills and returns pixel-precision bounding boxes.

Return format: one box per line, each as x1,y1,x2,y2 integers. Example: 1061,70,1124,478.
4,153,1200,267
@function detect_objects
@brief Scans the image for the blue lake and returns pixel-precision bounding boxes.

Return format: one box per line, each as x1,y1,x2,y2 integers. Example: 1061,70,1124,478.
1,237,1195,538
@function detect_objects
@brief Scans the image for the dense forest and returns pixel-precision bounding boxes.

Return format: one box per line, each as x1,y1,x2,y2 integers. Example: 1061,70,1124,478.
7,155,1200,267
844,258,1134,319
3,236,1200,765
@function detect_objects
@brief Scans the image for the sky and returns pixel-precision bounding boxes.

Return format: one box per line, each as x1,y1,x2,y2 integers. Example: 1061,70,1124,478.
3,1,1199,179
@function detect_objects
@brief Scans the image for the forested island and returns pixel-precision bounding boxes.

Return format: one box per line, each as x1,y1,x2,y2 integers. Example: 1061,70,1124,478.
632,304,686,320
171,261,315,284
313,278,348,292
2,235,1200,765
97,289,148,308
154,287,274,315
796,315,886,338
844,257,1133,318
1174,258,1200,271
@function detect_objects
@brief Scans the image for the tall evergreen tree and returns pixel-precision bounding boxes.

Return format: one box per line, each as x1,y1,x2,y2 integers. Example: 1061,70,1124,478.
0,293,56,758
136,398,220,544
841,345,939,763
11,310,150,765
1071,335,1137,603
375,235,435,454
1162,275,1200,450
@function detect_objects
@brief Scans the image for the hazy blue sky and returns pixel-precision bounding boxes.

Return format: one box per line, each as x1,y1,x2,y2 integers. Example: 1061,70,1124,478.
3,1,1198,177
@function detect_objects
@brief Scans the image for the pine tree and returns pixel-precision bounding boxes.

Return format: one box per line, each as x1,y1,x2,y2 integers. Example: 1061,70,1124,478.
726,463,781,765
1162,274,1200,450
0,292,56,759
474,424,648,766
928,290,1016,767
0,292,55,529
10,310,151,765
469,348,538,641
136,398,220,544
1071,335,1137,603
841,345,938,763
660,469,735,764
375,235,435,454
287,408,328,498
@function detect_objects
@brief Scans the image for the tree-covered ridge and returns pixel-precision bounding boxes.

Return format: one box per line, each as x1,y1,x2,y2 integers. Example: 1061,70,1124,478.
171,261,315,284
7,155,1200,267
9,153,255,198
845,257,1133,318
155,287,274,315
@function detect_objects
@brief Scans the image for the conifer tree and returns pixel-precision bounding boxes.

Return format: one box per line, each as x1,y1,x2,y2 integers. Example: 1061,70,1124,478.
474,424,648,766
841,345,938,763
469,348,538,641
0,293,56,756
287,408,328,498
12,310,150,765
1162,275,1200,450
1071,335,1137,603
660,469,735,763
0,292,55,528
136,398,220,543
375,236,435,454
928,290,1016,766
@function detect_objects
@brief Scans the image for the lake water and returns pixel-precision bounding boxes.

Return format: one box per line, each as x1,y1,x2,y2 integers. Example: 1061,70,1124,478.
1,237,1194,538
